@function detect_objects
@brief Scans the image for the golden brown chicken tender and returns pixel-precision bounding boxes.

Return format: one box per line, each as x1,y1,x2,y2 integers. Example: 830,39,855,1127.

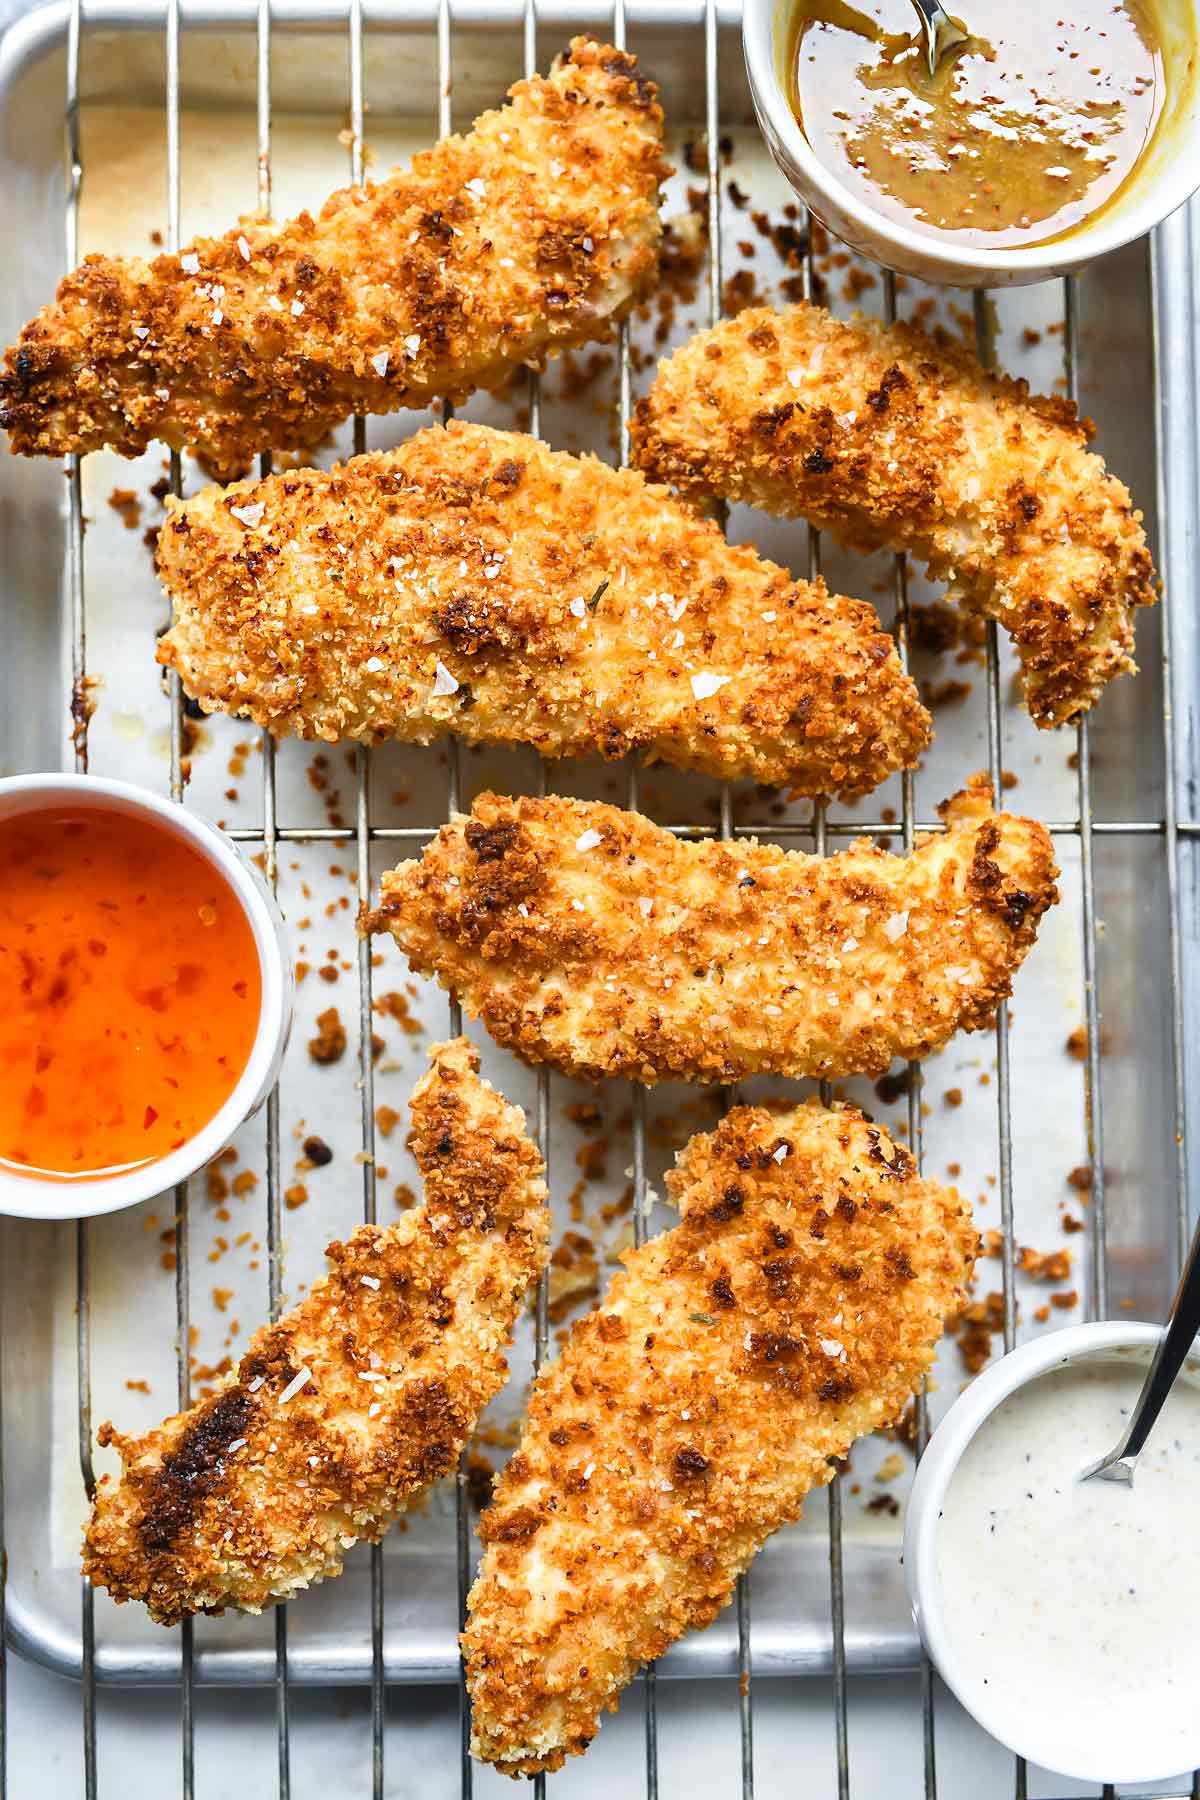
82,1039,547,1626
463,1098,977,1775
630,302,1157,726
373,777,1057,1085
154,419,930,797
1,39,665,474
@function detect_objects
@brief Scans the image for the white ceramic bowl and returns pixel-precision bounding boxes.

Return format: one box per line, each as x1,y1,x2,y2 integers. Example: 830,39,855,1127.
743,0,1200,288
904,1320,1200,1784
0,773,292,1221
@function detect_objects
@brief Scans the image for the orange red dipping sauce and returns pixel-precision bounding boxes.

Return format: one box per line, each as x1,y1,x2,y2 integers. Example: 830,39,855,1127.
0,805,260,1181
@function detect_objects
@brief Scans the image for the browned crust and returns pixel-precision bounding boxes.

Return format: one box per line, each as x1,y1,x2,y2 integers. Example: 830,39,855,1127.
462,1099,977,1774
81,1039,548,1625
372,776,1058,1085
2,40,666,473
154,419,930,798
630,302,1158,727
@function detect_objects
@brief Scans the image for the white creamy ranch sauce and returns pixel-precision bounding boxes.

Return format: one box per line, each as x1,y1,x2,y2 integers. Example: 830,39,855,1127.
937,1354,1200,1773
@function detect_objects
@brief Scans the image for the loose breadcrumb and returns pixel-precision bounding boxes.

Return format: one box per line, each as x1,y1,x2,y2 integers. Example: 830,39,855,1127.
2,40,666,473
373,775,1058,1085
630,302,1157,726
82,1039,548,1625
463,1098,976,1775
154,420,928,798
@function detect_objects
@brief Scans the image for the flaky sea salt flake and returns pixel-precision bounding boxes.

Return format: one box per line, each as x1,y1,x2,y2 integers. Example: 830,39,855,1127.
277,1366,312,1406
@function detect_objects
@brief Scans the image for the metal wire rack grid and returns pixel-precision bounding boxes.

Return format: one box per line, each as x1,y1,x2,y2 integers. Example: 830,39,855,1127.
0,1,1189,1798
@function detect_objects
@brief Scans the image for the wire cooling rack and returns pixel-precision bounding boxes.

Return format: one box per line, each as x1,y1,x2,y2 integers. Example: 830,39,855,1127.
0,2,1196,1798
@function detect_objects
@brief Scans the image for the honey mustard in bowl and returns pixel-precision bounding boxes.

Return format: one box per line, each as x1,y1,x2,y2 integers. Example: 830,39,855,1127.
743,0,1200,285
788,0,1169,251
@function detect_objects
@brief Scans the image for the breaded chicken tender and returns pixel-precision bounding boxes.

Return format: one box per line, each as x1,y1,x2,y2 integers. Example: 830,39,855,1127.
1,40,665,474
463,1099,977,1774
82,1040,547,1626
373,777,1057,1085
631,302,1157,726
154,420,929,797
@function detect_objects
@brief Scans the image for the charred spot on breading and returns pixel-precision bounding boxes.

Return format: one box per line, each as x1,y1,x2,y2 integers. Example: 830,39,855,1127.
135,1388,257,1554
673,1447,711,1482
465,820,522,863
866,1127,914,1179
865,364,906,412
710,1272,735,1309
481,1504,544,1544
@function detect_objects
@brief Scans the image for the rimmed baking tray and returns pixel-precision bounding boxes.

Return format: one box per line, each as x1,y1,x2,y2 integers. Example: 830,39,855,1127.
0,0,1196,1737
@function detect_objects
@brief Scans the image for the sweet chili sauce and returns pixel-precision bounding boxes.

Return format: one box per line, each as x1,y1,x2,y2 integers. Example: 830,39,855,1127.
0,805,261,1180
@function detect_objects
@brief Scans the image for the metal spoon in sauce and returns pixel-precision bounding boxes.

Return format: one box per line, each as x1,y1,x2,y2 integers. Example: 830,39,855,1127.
1081,1216,1200,1485
908,0,969,76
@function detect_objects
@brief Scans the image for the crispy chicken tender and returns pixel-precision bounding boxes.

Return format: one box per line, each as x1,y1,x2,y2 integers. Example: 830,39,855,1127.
630,302,1157,726
154,419,929,797
1,39,666,474
373,777,1058,1085
81,1040,547,1626
463,1099,977,1774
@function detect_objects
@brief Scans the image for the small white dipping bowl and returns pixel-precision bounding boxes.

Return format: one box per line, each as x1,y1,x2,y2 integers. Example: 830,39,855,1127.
0,773,292,1221
742,0,1200,288
904,1320,1200,1784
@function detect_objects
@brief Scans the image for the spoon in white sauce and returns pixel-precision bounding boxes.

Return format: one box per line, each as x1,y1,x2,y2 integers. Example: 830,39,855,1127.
1081,1212,1200,1485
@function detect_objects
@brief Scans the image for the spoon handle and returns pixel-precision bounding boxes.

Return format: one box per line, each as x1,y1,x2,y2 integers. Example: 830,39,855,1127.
1112,1214,1200,1466
908,0,969,77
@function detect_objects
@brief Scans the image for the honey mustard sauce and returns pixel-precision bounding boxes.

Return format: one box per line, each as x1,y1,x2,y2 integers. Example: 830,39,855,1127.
789,0,1168,249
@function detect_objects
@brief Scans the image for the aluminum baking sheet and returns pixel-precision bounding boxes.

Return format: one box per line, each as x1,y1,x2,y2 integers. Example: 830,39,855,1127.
0,0,1191,1691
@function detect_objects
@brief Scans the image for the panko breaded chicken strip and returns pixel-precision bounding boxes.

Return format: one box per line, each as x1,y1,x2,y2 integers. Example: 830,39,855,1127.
631,302,1157,726
463,1099,977,1774
154,419,929,797
1,39,665,474
82,1039,547,1626
373,776,1057,1085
